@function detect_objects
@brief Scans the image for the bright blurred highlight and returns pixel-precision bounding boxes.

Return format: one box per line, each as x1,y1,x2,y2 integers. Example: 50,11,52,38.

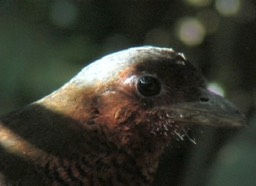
215,0,241,16
176,17,206,46
184,0,212,7
208,82,225,97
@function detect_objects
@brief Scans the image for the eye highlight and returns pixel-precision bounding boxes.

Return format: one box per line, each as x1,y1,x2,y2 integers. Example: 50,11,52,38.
137,75,161,97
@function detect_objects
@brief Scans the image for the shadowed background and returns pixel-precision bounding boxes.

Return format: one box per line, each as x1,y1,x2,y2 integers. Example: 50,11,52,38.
0,0,255,185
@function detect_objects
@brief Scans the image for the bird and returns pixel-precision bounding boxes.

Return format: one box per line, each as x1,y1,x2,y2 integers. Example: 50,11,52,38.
0,46,246,185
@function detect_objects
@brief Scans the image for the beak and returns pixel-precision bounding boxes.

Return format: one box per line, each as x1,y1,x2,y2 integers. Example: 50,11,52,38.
169,88,247,128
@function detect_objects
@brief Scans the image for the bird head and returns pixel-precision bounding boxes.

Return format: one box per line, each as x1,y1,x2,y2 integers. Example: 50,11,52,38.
42,46,246,154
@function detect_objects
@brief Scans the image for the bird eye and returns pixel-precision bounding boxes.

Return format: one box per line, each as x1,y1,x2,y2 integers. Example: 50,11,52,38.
137,75,161,97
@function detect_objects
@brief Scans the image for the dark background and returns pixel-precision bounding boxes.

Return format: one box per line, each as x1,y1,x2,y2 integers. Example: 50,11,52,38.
0,0,255,185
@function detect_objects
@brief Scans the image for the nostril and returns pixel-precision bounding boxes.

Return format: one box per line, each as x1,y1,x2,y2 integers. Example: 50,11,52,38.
200,97,210,102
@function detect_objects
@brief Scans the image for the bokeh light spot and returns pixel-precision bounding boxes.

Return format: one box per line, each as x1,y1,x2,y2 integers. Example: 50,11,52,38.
176,17,206,46
50,0,78,28
184,0,212,7
215,0,241,16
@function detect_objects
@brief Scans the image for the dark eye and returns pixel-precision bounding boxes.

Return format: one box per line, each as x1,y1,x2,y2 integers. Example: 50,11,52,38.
137,75,161,97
